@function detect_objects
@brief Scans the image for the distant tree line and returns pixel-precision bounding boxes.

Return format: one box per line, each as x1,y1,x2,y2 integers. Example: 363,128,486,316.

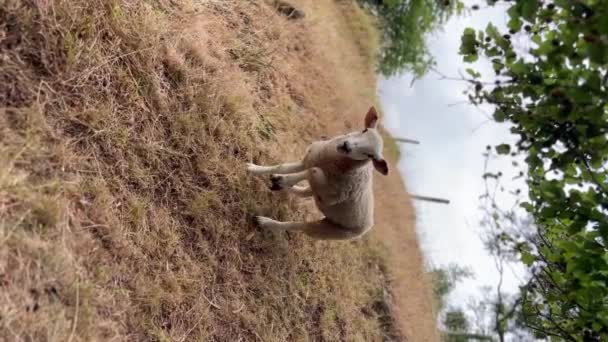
357,0,464,77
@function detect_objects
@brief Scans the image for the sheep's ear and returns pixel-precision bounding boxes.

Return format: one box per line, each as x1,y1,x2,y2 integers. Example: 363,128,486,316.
372,158,388,175
364,106,379,129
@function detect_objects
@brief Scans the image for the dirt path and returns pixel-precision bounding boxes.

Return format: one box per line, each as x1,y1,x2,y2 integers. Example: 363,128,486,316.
374,170,439,341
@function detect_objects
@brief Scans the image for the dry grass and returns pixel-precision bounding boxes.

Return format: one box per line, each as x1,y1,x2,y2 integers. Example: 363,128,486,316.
0,0,436,341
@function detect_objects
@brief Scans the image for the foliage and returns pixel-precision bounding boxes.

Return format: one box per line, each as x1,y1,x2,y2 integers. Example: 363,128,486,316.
430,263,474,312
358,0,464,77
442,305,499,341
444,310,469,332
427,265,499,341
443,310,471,342
459,0,608,340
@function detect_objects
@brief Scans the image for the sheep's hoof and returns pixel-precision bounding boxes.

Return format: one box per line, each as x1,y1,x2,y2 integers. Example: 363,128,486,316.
252,215,262,228
269,175,283,191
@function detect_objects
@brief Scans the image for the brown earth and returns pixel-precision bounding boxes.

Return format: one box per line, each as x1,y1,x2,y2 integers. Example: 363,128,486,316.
0,0,437,341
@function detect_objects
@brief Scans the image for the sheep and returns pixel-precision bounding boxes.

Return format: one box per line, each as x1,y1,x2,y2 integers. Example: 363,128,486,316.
246,106,389,240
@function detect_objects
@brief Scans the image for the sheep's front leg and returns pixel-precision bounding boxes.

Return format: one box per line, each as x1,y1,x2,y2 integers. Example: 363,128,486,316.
246,161,304,176
269,170,309,191
254,217,360,240
270,167,337,202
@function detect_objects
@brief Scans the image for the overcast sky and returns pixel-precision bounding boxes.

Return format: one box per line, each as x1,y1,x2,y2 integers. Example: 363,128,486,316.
378,3,527,308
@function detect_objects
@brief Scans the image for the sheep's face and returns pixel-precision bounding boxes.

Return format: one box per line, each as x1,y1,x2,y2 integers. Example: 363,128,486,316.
336,129,383,160
336,107,389,175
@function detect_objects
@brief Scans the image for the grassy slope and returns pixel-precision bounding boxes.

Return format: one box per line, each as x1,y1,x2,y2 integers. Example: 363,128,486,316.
0,0,436,341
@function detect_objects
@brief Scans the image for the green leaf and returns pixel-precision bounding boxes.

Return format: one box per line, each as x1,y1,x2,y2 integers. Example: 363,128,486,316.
463,27,475,36
463,54,478,63
521,251,536,266
493,110,506,122
507,4,519,20
491,59,503,73
520,202,534,212
520,0,539,22
587,44,606,65
460,27,478,57
510,61,528,75
496,144,511,155
465,68,481,78
508,17,523,32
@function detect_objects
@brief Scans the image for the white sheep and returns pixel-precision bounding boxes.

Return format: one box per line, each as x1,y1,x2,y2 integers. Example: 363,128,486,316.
246,106,389,240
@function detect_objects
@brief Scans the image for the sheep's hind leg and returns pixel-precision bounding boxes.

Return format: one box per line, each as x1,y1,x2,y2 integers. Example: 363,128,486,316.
246,161,304,176
287,184,313,198
254,217,360,240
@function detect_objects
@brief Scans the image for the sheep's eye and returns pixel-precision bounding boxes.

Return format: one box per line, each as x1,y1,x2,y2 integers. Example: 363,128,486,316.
362,128,368,133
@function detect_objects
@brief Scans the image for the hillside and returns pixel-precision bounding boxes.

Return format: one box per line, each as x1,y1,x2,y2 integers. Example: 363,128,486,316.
0,0,437,340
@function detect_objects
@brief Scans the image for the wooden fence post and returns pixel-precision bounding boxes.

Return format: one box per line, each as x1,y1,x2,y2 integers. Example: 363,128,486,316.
394,137,420,145
410,194,450,205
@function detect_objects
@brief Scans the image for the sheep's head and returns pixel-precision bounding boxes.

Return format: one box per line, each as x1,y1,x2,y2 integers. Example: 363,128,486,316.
336,106,389,175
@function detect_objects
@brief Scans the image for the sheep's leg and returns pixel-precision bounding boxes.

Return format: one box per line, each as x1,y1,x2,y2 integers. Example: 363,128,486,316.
271,167,339,203
269,170,308,191
246,161,304,176
254,217,360,240
287,184,313,198
303,219,365,240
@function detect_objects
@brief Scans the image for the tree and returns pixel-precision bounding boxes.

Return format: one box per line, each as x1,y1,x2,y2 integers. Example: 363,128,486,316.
427,265,499,341
358,0,464,77
444,310,471,342
478,155,530,342
458,0,608,340
442,309,496,341
445,310,469,333
430,263,474,312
